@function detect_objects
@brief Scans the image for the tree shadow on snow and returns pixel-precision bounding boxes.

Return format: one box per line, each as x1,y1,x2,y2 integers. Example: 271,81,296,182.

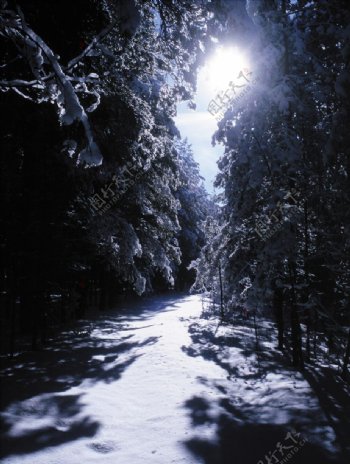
183,405,340,464
0,295,179,458
303,366,350,459
182,320,286,382
0,393,99,458
107,293,186,323
182,318,349,464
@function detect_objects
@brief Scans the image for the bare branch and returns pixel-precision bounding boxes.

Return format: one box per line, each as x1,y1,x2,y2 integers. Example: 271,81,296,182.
66,20,117,71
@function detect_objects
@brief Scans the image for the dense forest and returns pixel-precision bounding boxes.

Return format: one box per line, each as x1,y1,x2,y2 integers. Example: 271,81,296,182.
1,1,350,463
1,0,212,352
1,0,350,390
191,0,350,378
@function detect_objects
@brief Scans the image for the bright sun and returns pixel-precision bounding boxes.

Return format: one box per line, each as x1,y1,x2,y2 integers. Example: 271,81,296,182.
200,46,249,94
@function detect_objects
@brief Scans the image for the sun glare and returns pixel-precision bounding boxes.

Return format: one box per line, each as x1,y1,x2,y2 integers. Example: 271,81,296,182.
200,46,249,94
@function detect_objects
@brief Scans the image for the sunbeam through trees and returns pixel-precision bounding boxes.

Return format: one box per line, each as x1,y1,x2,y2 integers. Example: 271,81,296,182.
1,1,350,463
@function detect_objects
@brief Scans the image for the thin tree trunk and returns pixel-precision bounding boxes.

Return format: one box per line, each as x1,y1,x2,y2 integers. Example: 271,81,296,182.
289,261,304,369
218,262,224,320
306,315,311,360
304,200,311,361
273,285,284,350
341,329,350,381
313,309,318,358
253,312,260,351
276,307,284,351
99,269,107,312
9,259,16,357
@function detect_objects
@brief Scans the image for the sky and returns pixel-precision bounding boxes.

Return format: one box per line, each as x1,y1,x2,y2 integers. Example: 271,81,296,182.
174,97,222,194
174,46,250,193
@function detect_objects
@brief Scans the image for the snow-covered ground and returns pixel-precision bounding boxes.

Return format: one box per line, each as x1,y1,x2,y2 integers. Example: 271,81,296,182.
1,294,349,463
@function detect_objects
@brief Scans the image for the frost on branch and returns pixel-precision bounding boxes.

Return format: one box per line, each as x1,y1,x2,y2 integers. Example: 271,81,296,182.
0,6,104,166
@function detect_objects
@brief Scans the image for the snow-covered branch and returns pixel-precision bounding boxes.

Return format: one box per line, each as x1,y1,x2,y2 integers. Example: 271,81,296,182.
0,6,117,166
0,78,43,87
66,20,117,71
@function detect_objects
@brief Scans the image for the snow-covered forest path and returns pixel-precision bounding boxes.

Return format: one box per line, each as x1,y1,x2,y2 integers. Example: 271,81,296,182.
1,295,349,464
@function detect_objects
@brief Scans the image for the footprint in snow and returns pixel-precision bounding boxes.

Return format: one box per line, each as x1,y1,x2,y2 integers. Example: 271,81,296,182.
88,441,117,454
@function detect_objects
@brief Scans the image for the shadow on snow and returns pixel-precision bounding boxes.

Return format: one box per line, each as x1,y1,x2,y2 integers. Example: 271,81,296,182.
0,293,181,458
181,317,350,464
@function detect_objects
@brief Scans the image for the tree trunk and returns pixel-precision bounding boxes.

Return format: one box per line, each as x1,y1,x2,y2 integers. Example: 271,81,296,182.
304,201,311,361
253,312,260,351
218,262,224,320
341,329,350,381
289,261,304,369
276,307,284,351
99,269,107,312
306,314,311,360
9,259,16,357
273,286,284,350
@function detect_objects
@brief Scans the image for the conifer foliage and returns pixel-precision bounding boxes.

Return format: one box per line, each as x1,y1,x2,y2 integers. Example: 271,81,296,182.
0,0,212,351
192,0,350,374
